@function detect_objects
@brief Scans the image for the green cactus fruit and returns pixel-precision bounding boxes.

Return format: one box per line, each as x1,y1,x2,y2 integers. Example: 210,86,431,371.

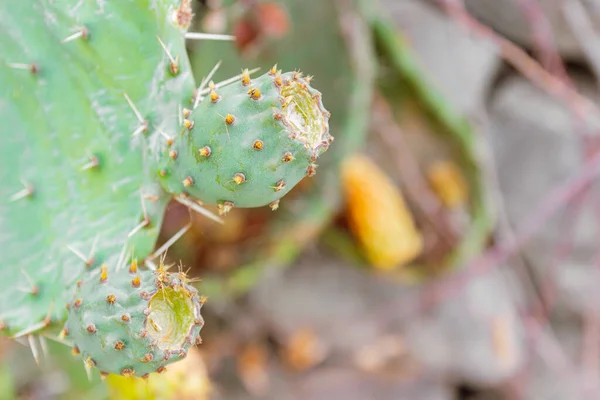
156,69,332,212
65,262,203,378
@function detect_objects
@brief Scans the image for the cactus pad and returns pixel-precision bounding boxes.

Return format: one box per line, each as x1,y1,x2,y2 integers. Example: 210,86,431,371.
0,0,193,337
65,263,204,377
157,70,332,211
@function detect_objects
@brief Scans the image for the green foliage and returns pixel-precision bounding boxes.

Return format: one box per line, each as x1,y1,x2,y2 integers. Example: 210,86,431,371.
158,70,332,210
65,263,203,377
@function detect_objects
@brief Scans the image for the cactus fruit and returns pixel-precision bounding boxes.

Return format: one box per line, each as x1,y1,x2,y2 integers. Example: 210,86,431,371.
0,0,331,379
157,69,332,210
65,262,204,377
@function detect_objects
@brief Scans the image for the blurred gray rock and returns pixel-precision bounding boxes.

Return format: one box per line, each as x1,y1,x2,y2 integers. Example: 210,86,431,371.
405,268,526,385
486,71,600,317
249,250,525,386
383,0,500,115
465,0,598,60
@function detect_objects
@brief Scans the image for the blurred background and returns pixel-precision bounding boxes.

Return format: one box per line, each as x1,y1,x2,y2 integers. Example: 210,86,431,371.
5,0,600,398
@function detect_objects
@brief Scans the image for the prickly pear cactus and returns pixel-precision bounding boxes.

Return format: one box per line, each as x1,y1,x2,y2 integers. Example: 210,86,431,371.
0,0,331,378
0,0,186,339
65,262,203,377
158,68,332,212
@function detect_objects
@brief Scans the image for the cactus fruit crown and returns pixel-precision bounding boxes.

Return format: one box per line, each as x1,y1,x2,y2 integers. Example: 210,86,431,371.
0,0,331,378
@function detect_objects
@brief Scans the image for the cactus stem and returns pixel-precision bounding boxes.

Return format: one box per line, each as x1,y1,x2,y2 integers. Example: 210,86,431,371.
61,26,88,43
253,140,264,150
80,154,99,170
149,222,192,260
6,62,38,74
174,195,224,224
27,334,40,366
269,200,280,211
184,32,235,41
9,179,34,202
217,201,234,216
193,60,222,109
156,35,179,75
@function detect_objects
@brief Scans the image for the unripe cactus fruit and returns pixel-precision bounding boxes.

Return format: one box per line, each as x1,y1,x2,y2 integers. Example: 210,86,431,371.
65,262,204,377
157,69,332,211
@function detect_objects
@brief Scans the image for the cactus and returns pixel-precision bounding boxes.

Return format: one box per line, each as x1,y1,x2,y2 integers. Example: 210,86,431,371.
0,0,331,379
157,69,332,211
65,262,204,377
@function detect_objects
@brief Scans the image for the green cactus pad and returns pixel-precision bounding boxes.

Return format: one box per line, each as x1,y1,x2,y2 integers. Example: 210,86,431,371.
0,0,195,337
65,262,204,377
157,70,332,211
